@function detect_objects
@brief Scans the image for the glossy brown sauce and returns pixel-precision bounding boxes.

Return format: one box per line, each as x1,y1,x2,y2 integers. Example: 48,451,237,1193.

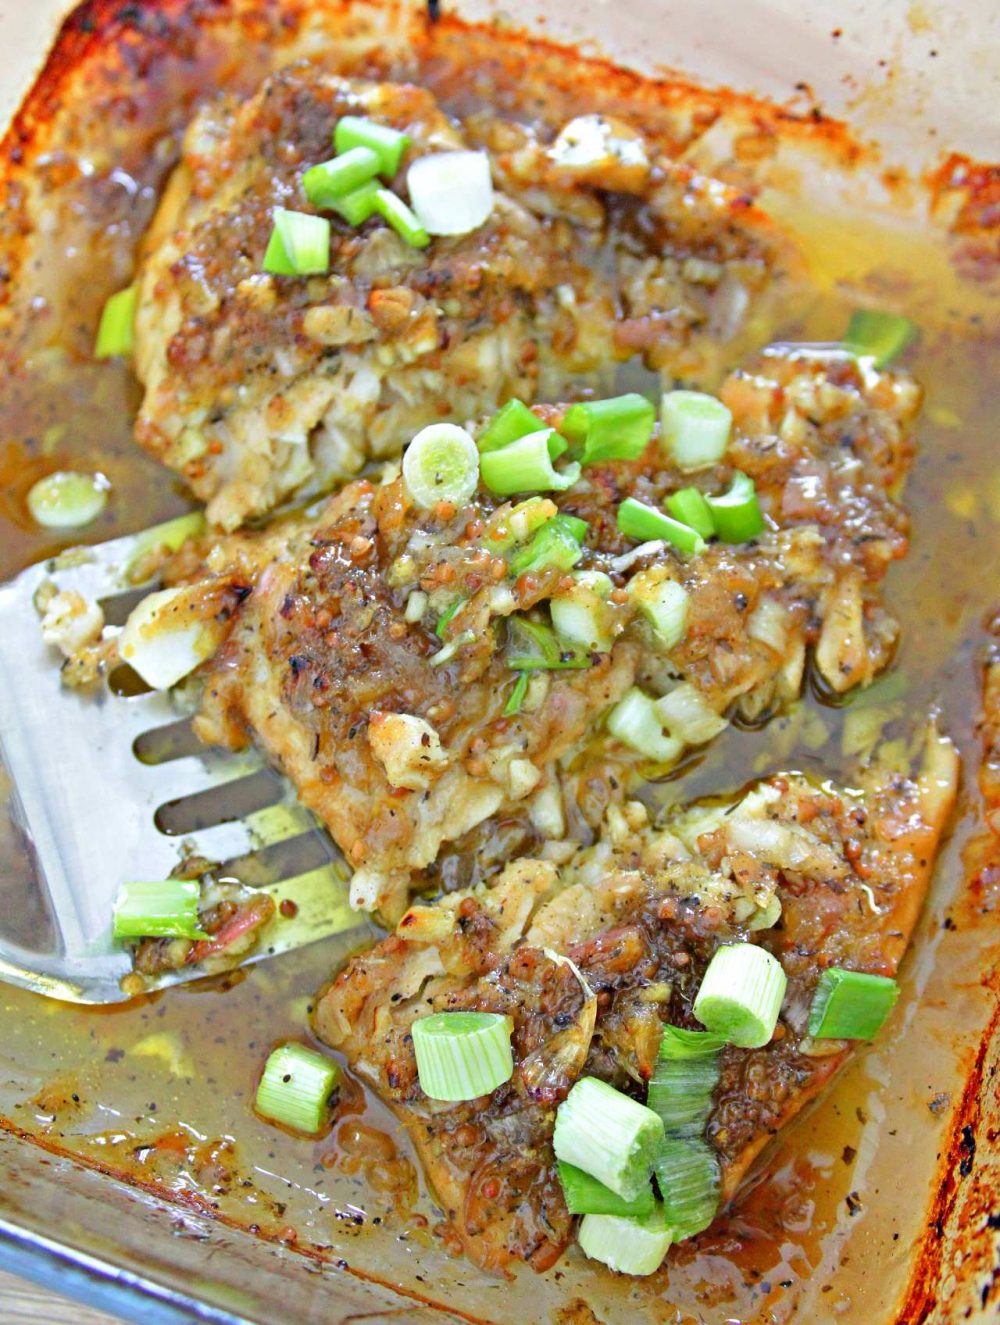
1,5,999,1321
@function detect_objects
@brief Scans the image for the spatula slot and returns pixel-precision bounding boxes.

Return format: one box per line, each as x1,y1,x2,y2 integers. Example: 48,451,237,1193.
107,663,154,698
133,718,202,766
98,585,158,627
155,767,284,836
220,828,341,887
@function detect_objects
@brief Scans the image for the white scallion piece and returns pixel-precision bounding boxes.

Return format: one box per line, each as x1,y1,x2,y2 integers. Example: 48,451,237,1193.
27,471,110,529
407,151,495,236
411,1011,514,1101
402,424,480,509
661,390,732,472
577,1207,672,1276
607,687,683,765
653,684,728,745
693,943,787,1048
553,1075,664,1202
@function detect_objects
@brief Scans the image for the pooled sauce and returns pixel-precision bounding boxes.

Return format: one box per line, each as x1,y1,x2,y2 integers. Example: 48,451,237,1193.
1,4,999,1321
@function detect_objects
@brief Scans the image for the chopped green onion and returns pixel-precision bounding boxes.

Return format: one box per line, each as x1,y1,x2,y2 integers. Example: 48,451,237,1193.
558,1161,656,1218
435,598,464,639
660,390,732,471
706,471,764,543
329,179,382,226
302,147,381,208
113,879,208,942
666,486,715,539
255,1042,341,1134
561,393,656,466
607,687,683,764
693,943,787,1049
653,1136,720,1241
95,287,137,359
577,1207,672,1277
508,514,586,577
263,208,331,276
429,629,476,667
504,671,530,716
657,1024,728,1059
373,187,429,249
480,430,580,497
627,575,690,650
482,496,557,552
411,1011,513,1101
653,684,727,746
647,1051,719,1134
844,309,917,368
553,1076,664,1202
506,616,589,671
550,571,614,653
807,967,899,1040
616,498,705,556
334,115,410,177
407,150,494,236
477,399,544,454
27,471,109,529
402,424,479,509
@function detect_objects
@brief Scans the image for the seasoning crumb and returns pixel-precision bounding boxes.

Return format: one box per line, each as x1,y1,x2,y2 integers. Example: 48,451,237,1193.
845,1191,863,1216
842,1145,857,1164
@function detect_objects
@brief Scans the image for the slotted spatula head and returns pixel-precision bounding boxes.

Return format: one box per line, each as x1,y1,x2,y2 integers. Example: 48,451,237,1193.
0,522,374,1004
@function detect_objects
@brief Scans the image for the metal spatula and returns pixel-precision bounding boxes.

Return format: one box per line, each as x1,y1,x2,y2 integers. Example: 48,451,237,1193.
0,522,374,1005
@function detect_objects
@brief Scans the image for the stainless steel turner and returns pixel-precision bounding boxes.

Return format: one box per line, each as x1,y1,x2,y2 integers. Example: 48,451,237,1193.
0,520,374,1004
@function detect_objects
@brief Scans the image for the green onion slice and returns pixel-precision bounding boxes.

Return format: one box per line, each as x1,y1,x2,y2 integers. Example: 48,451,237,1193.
666,486,716,539
302,147,381,208
411,1011,514,1101
334,115,410,177
429,629,476,667
508,514,586,578
553,1076,664,1202
113,879,209,942
550,571,614,653
255,1042,341,1134
503,671,530,717
561,393,656,466
435,598,465,639
807,967,899,1040
27,470,110,530
607,687,683,764
616,498,706,556
407,149,494,237
658,1024,728,1059
558,1161,656,1218
478,399,545,454
95,287,137,359
373,187,429,249
263,208,331,276
661,390,732,472
329,179,382,226
482,496,557,553
628,576,690,650
480,430,580,497
706,471,764,543
506,616,590,671
844,309,917,368
647,1051,720,1134
577,1207,672,1277
653,1136,720,1241
402,423,479,509
693,943,787,1049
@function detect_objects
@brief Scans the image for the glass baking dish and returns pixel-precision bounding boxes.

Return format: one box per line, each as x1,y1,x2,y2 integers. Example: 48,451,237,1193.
1,2,998,1321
